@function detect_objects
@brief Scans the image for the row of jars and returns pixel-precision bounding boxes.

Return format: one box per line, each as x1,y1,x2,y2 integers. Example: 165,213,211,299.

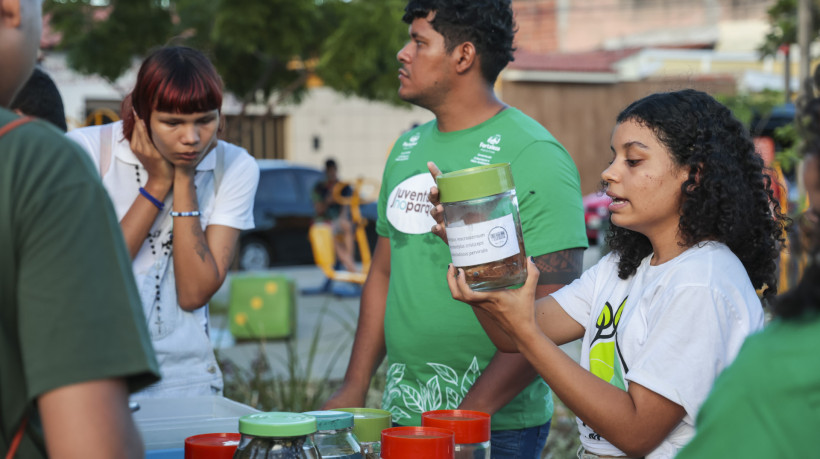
184,408,491,459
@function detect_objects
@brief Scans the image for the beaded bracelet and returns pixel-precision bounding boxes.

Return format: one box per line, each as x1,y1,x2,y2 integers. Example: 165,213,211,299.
170,210,201,217
138,187,165,211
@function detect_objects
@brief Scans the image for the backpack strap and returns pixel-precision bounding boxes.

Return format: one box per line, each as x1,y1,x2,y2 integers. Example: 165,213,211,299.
213,141,225,196
0,116,34,140
4,417,28,459
99,123,113,179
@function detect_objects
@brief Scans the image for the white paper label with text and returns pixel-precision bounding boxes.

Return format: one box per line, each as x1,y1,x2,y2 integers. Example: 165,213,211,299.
446,213,520,266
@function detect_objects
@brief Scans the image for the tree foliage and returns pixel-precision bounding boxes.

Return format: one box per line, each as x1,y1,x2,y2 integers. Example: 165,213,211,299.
45,0,410,108
758,0,820,58
318,0,407,104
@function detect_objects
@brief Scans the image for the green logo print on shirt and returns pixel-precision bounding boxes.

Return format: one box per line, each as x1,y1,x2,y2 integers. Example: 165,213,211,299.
589,297,628,390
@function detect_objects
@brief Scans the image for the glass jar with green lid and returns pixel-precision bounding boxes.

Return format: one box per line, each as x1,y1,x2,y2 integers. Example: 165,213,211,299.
436,163,527,291
233,412,319,459
335,408,391,459
302,410,362,458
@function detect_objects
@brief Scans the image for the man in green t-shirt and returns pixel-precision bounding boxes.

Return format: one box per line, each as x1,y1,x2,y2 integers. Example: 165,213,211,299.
0,1,159,457
323,1,587,457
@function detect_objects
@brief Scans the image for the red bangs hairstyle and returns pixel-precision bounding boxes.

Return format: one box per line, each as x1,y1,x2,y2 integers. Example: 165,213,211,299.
121,46,223,141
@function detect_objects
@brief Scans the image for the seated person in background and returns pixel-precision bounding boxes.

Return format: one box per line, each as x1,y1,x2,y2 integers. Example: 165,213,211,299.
10,66,67,132
312,158,357,272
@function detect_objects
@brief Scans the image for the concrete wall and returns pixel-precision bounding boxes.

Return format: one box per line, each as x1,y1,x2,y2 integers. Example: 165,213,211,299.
513,0,561,54
40,53,134,129
279,87,433,183
511,0,773,54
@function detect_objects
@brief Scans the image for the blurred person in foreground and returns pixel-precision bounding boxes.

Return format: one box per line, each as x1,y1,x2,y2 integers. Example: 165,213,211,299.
322,0,588,457
312,158,358,273
10,66,67,131
676,75,820,459
0,0,159,457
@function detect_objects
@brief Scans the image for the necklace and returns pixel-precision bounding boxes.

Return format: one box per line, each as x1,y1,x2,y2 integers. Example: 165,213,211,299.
135,164,173,334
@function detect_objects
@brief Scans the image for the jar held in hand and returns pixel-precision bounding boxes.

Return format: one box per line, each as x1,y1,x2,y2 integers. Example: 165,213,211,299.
436,163,527,291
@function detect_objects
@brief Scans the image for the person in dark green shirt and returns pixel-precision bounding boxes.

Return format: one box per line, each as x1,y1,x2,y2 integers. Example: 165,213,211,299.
0,1,159,458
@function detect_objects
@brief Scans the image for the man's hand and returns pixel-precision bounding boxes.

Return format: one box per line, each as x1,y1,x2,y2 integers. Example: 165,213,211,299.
427,161,448,243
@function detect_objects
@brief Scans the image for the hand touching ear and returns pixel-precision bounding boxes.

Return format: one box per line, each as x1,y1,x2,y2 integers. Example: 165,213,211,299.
130,109,174,189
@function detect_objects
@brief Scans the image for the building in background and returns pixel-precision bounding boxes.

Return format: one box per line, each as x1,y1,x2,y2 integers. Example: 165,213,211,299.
501,0,812,194
513,0,774,54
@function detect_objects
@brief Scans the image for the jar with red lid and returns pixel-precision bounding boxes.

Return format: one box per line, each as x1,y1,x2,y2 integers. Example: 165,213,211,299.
380,426,454,459
422,410,490,459
184,432,241,459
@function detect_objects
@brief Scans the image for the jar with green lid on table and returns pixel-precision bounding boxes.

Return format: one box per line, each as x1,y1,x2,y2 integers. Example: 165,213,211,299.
302,410,362,458
335,408,391,459
232,412,319,459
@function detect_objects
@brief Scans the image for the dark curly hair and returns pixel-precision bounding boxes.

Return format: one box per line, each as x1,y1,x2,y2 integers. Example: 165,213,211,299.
605,89,787,298
403,0,516,84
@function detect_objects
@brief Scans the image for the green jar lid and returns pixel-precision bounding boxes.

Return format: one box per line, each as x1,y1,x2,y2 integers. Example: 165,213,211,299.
302,410,354,431
436,163,515,203
335,408,392,442
238,412,317,437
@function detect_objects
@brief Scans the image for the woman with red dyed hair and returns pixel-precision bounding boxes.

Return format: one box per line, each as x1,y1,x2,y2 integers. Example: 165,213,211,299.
67,46,259,398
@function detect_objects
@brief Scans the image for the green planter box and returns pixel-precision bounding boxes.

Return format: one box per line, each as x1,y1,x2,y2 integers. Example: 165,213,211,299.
228,275,295,339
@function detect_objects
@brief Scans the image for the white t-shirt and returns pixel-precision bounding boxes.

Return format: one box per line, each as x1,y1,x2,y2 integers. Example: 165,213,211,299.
66,121,259,397
551,242,764,459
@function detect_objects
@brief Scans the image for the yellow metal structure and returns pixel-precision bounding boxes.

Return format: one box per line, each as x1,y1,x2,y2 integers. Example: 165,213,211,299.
84,108,120,126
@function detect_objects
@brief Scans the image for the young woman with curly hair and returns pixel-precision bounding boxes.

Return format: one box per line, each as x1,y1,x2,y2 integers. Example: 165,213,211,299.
435,89,787,458
677,84,820,458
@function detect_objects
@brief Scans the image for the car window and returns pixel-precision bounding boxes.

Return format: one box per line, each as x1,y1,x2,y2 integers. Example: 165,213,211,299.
257,170,299,205
299,170,324,202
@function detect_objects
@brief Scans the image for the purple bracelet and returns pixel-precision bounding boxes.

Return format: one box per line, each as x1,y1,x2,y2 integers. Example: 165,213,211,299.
138,187,165,211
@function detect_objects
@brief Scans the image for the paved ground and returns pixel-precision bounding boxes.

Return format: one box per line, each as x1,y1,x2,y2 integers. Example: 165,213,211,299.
210,246,604,382
210,265,363,381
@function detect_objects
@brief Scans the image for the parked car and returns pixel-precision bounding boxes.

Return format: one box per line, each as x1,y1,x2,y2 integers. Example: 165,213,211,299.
237,159,378,270
583,191,611,246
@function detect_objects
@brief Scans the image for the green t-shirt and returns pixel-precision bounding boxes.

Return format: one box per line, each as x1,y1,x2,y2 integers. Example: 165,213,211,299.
677,314,820,458
0,110,159,457
377,108,588,430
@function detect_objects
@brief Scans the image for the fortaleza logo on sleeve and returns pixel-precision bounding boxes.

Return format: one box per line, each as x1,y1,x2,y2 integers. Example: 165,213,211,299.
386,173,437,234
470,134,502,165
396,133,421,162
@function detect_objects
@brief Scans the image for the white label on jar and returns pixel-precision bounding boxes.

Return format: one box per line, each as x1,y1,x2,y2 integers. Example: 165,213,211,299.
446,213,520,266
